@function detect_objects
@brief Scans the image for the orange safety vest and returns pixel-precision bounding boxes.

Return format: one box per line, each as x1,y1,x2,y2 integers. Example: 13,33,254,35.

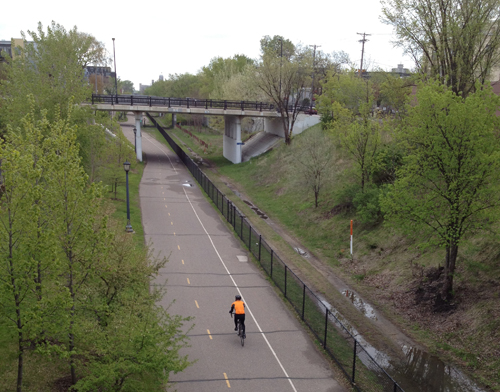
232,300,245,314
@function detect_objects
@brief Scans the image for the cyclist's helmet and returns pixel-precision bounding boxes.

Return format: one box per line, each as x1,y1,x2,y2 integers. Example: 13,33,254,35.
235,294,242,300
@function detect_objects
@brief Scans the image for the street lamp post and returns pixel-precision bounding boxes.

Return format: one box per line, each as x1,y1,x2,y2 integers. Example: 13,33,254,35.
112,38,118,100
133,128,137,153
123,161,133,233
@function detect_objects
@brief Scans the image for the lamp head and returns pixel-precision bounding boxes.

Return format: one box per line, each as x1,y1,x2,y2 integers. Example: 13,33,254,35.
123,161,131,172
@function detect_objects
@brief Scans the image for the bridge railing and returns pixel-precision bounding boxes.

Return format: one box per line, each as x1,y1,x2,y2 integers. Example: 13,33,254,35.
146,112,405,392
90,94,316,114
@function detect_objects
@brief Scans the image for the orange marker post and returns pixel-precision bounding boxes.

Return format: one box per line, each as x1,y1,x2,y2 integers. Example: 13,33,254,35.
350,220,353,255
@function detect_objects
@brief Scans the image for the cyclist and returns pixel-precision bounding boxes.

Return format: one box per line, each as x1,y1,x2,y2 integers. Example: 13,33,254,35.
229,294,246,338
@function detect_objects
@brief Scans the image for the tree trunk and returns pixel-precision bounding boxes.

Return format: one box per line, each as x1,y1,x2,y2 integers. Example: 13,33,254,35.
442,243,458,300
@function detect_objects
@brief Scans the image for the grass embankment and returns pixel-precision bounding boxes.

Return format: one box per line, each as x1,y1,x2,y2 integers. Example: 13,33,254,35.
145,118,500,391
0,144,146,392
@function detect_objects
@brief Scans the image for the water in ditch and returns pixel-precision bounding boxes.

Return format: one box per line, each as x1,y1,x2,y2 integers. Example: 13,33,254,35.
319,293,485,392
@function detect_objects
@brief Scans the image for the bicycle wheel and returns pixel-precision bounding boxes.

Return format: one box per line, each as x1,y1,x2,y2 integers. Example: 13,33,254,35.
238,323,244,347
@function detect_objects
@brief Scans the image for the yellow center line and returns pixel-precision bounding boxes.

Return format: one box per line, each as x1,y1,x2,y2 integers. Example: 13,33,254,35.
207,329,213,340
195,300,199,308
187,278,190,285
164,198,166,201
223,373,230,388
177,245,180,250
165,204,168,208
168,212,170,216
182,259,184,264
174,232,176,236
171,222,173,225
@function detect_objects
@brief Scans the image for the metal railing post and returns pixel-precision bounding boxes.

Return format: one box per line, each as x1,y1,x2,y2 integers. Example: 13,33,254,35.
302,284,306,320
187,98,190,109
258,235,262,261
92,94,94,105
131,95,133,106
168,97,171,108
240,217,243,239
149,96,152,106
241,100,244,110
285,266,287,298
270,249,273,277
323,308,328,348
224,100,227,110
249,226,252,251
352,340,357,383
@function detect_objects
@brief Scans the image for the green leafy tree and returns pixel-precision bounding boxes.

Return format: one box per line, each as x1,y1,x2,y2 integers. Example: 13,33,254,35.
381,0,500,97
119,79,135,94
200,55,255,98
0,114,44,392
0,22,105,128
381,82,500,301
318,71,381,192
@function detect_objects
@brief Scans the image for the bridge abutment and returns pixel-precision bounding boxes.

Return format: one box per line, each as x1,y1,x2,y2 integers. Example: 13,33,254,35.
223,115,243,164
134,112,143,162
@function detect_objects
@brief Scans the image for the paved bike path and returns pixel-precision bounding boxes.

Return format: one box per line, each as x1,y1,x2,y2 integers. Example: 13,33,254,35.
121,121,345,392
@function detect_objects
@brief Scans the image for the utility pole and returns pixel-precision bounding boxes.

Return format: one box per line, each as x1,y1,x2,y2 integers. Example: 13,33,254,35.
357,33,370,77
112,38,118,96
309,44,321,106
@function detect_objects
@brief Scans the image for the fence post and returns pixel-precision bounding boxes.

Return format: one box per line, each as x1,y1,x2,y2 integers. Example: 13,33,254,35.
352,340,357,383
394,382,398,392
92,94,94,105
216,189,219,209
168,97,171,108
270,249,273,278
302,284,306,320
187,98,190,109
284,266,287,298
131,95,133,106
323,308,328,348
248,226,252,252
149,96,152,106
224,100,227,110
240,217,243,239
258,235,262,261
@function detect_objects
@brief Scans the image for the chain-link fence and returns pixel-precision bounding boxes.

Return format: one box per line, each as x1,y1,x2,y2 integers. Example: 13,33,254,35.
147,113,405,392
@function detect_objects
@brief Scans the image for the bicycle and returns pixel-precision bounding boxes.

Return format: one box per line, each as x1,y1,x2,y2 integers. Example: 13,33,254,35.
230,312,245,346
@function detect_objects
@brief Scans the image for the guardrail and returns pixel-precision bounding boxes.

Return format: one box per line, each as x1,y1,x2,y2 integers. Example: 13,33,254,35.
146,113,403,392
90,94,317,114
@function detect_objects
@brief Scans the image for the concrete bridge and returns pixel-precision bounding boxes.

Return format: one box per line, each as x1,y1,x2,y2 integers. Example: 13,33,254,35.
88,94,320,163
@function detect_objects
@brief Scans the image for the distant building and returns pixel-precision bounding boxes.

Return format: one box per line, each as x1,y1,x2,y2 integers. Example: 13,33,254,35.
85,66,114,94
0,38,28,62
391,64,411,76
139,83,151,94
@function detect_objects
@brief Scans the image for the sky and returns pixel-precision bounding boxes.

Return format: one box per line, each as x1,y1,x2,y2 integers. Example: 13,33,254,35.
0,0,414,91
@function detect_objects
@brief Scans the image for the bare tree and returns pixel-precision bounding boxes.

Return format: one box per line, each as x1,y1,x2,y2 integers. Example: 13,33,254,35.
381,0,500,96
254,35,311,145
292,127,335,207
